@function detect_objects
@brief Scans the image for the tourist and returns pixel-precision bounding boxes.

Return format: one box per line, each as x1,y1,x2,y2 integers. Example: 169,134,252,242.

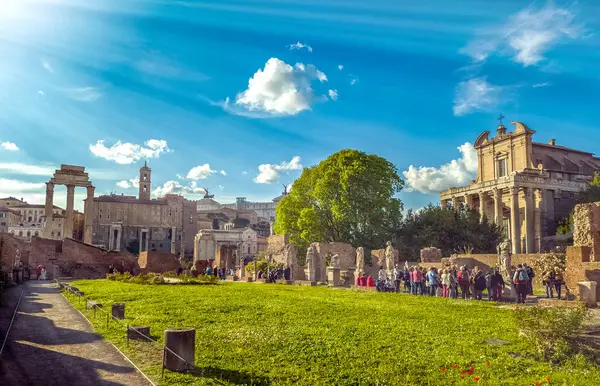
542,270,556,298
554,267,564,300
420,267,427,295
408,267,415,294
449,267,459,299
513,264,530,304
36,265,43,279
403,269,410,292
366,275,375,287
427,267,438,296
394,264,403,293
458,266,470,300
524,263,535,295
472,267,486,300
376,266,387,292
355,272,363,287
413,266,423,295
440,268,450,297
108,265,114,274
492,270,505,301
284,267,291,280
39,266,47,281
485,270,495,301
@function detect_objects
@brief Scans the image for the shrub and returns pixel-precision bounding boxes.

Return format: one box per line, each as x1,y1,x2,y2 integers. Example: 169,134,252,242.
514,304,588,362
531,252,566,274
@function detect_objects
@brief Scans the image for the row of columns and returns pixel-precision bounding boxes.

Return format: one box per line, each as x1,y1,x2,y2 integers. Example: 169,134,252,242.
44,182,94,243
442,186,552,254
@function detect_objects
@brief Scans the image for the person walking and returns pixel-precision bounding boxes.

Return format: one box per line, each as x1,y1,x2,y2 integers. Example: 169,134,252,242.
524,263,535,295
458,266,470,300
514,264,530,304
485,269,495,301
427,267,438,296
472,267,486,300
377,266,387,292
492,269,505,301
39,266,47,281
441,268,450,298
542,270,556,298
394,264,403,293
554,267,564,300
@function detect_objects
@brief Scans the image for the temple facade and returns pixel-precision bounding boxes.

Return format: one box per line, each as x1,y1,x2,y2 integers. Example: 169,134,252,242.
440,121,600,254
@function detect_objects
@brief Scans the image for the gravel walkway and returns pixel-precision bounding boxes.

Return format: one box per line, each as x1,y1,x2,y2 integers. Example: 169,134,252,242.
0,281,151,386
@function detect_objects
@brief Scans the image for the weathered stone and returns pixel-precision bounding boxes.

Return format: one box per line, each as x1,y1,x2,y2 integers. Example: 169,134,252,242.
164,328,195,372
327,266,341,287
128,326,151,341
420,247,442,263
112,303,125,320
578,281,597,307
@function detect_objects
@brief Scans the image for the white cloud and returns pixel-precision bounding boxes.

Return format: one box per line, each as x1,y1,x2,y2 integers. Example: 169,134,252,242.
532,82,551,88
0,178,45,192
186,164,217,180
90,139,171,164
0,180,89,211
116,177,139,189
0,163,55,175
328,89,338,101
41,59,54,73
37,90,45,96
242,171,248,175
338,65,344,71
453,77,502,116
232,58,330,116
64,87,102,102
152,180,205,198
461,3,584,67
288,42,313,52
402,143,478,194
0,141,19,151
176,173,184,180
220,170,227,176
218,185,224,191
349,74,359,85
254,156,303,184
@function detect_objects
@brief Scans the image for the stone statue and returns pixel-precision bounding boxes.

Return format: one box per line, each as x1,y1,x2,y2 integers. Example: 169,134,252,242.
203,188,215,199
14,249,21,268
330,253,340,269
306,245,317,281
497,239,516,299
384,241,395,273
356,247,365,274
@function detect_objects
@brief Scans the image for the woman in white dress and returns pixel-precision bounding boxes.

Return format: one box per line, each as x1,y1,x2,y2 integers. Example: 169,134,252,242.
40,267,47,280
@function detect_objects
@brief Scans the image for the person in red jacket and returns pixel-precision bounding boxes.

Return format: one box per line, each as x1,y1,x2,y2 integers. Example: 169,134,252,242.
366,275,375,287
458,266,471,300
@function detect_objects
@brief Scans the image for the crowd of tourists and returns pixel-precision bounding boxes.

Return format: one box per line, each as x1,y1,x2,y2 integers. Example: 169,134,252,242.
197,265,292,282
357,262,567,303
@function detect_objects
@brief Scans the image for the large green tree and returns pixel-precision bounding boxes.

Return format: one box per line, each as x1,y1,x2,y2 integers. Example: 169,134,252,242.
395,204,502,260
274,149,404,255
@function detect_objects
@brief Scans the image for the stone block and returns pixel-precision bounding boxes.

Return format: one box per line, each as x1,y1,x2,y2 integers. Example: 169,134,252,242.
245,277,254,282
327,267,341,287
128,326,150,341
164,328,195,372
578,281,597,307
112,303,125,320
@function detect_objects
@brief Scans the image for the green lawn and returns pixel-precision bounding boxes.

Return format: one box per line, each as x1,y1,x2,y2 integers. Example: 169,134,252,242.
66,280,599,385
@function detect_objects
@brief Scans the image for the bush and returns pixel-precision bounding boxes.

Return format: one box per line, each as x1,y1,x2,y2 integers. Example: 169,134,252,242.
515,304,588,362
531,252,566,274
105,272,217,285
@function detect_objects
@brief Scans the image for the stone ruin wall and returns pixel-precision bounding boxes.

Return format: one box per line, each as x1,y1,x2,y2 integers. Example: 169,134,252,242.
1,233,138,279
420,247,442,263
138,251,181,274
265,234,289,265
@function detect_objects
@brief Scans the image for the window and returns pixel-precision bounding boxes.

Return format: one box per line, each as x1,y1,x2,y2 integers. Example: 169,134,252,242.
159,244,163,248
497,159,508,177
57,232,61,237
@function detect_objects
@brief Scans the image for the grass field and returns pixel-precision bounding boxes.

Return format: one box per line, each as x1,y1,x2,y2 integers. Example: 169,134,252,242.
66,280,600,385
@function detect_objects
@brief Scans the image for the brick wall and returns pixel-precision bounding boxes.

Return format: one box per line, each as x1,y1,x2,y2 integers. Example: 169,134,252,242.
138,251,181,273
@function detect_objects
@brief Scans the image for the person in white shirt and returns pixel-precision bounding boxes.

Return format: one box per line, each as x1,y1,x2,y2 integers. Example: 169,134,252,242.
377,266,387,292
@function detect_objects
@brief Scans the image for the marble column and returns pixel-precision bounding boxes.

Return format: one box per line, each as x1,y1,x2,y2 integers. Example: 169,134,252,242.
535,189,543,253
493,188,503,225
478,191,486,222
116,228,121,251
43,182,55,238
464,194,474,210
171,226,177,255
83,185,95,244
64,185,75,240
452,197,460,211
510,187,521,254
524,187,535,253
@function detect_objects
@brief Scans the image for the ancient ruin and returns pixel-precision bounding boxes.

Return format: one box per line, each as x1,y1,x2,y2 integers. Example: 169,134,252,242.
43,165,95,243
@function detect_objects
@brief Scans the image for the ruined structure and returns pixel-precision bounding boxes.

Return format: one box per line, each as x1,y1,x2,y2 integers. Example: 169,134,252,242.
420,247,442,263
193,228,258,270
441,121,600,254
42,165,95,243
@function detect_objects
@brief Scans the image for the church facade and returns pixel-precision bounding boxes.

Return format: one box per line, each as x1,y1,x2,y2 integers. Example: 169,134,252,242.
440,121,600,254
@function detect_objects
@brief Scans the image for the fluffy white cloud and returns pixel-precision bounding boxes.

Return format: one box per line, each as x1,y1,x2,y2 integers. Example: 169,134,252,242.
532,82,551,88
402,143,478,194
186,164,217,180
349,74,359,85
288,42,313,52
0,180,88,211
220,170,227,176
254,156,303,184
0,141,19,151
64,87,102,102
461,3,584,67
37,90,45,96
338,64,344,71
152,180,205,198
41,59,54,73
0,163,55,175
90,139,171,164
453,77,503,116
328,89,338,101
0,179,45,192
116,177,139,189
233,58,329,116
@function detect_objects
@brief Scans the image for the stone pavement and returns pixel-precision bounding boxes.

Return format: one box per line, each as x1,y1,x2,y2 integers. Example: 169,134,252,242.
0,281,151,386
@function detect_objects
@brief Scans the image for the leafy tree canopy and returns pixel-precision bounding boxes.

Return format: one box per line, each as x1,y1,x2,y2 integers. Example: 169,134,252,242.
274,149,404,254
395,204,502,260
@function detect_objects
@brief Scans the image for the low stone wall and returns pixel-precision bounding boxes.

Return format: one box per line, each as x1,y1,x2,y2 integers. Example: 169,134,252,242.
138,251,181,273
312,242,356,270
565,246,600,300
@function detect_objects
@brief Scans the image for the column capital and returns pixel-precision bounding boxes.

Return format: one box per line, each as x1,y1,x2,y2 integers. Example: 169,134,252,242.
46,181,55,190
510,186,520,195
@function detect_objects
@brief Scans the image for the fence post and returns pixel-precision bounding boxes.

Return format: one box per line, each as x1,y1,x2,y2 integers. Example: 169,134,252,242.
106,312,109,328
126,323,129,347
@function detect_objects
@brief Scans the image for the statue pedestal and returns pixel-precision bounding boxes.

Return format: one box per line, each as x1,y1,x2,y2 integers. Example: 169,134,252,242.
327,267,341,287
578,281,597,307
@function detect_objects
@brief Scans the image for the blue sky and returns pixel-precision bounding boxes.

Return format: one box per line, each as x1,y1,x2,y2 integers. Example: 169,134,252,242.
1,0,599,212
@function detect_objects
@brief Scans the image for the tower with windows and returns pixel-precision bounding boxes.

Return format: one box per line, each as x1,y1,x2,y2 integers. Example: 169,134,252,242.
139,161,151,200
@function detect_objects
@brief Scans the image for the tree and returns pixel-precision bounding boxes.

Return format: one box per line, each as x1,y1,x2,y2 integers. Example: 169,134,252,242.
274,149,404,255
395,204,502,260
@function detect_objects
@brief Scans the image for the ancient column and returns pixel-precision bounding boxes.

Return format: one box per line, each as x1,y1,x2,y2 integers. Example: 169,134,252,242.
534,189,543,253
116,228,122,251
493,188,503,225
83,185,95,244
510,187,521,254
452,197,460,211
478,191,486,222
464,194,474,210
440,200,448,210
171,227,177,255
43,182,55,238
543,189,556,238
64,185,75,239
524,187,535,253
145,230,150,252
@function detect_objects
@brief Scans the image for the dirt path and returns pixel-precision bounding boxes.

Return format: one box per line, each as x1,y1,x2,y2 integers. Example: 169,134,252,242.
0,281,151,386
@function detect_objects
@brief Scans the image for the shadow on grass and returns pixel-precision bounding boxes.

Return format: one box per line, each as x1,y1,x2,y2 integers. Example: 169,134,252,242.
186,366,271,386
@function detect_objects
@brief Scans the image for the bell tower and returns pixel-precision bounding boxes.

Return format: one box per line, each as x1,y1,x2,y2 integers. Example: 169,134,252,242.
139,161,151,200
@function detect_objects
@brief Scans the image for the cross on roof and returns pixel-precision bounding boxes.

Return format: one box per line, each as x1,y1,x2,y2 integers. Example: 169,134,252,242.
497,114,505,125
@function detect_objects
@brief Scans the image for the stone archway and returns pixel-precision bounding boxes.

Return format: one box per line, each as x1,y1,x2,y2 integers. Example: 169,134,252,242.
43,165,95,243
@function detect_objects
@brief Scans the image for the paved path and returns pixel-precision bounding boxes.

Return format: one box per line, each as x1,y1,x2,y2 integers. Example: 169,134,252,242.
0,282,151,386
